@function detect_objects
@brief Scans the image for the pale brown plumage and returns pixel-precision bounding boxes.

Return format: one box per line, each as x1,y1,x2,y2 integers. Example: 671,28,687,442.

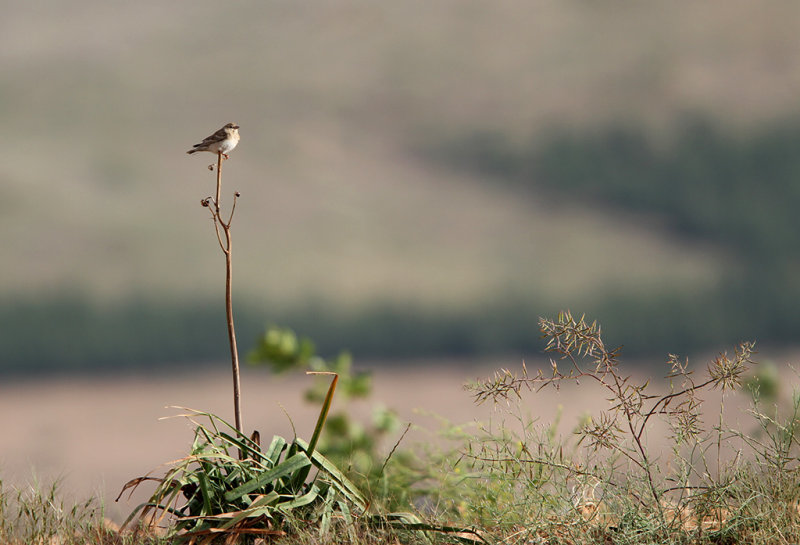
187,123,240,159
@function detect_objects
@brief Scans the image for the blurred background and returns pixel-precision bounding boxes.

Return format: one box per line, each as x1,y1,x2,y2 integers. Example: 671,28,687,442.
2,0,800,516
3,1,800,373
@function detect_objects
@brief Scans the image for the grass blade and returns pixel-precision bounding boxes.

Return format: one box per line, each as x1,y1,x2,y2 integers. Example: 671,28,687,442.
276,485,320,512
264,435,287,466
224,453,310,502
294,437,367,513
305,372,339,459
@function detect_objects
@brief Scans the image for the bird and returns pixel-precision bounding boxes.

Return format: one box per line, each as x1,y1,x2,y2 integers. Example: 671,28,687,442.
186,123,240,159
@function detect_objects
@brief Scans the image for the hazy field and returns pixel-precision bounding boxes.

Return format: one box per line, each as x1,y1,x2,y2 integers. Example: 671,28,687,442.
3,1,797,309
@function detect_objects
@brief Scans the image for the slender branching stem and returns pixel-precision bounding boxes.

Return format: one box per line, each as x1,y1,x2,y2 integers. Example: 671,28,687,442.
203,152,243,435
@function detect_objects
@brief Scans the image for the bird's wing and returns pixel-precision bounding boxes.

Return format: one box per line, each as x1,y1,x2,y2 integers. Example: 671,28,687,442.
193,127,227,148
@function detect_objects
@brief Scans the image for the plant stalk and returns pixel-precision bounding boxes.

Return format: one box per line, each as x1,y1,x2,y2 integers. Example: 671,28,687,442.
214,152,243,434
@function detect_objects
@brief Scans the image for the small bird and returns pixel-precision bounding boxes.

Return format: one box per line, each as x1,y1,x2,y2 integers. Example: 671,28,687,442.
186,123,240,159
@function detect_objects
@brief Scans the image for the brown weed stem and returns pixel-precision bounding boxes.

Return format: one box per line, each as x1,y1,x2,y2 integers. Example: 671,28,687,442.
205,152,243,435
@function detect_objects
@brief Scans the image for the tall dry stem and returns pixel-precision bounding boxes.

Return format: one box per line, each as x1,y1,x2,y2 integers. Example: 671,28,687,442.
201,152,243,433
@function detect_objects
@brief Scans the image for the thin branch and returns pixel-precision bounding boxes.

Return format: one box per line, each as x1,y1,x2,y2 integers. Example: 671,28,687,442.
200,151,243,435
213,214,227,252
637,377,716,441
380,422,412,477
227,192,240,227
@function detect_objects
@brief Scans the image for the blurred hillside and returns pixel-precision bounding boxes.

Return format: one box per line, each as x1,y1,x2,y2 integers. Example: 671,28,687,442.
2,1,799,373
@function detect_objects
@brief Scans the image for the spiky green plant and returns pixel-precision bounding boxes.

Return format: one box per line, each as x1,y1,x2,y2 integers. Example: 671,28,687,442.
119,374,369,542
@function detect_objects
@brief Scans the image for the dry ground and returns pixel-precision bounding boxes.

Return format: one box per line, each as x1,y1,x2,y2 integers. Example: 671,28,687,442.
3,357,798,523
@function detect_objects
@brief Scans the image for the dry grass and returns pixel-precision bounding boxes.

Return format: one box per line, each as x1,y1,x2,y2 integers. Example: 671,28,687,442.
3,355,799,520
3,346,800,544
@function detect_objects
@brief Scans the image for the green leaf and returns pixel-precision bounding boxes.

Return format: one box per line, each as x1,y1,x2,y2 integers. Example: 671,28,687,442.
219,491,281,529
295,438,367,513
318,485,336,538
197,469,212,516
276,484,320,512
264,435,287,465
223,453,311,502
306,373,338,459
218,432,268,465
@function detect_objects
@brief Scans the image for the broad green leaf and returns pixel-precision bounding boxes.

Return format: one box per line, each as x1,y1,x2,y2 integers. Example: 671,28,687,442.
223,453,310,501
295,437,367,512
219,491,281,529
276,484,319,512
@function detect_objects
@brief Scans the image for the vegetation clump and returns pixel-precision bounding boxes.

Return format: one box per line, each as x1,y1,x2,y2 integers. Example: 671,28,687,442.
4,312,800,543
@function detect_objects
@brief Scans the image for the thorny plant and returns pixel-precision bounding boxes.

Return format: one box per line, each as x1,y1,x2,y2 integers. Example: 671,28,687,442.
468,311,757,539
